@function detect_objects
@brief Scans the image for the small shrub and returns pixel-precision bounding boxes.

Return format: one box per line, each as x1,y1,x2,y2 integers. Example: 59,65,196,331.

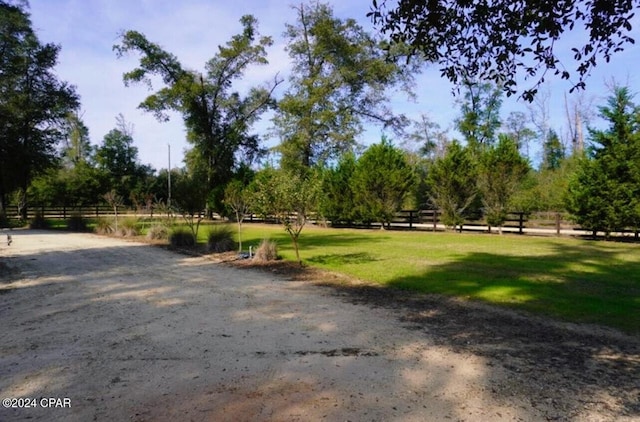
66,214,87,232
169,228,196,247
207,224,236,253
146,224,168,240
253,239,278,262
29,211,49,229
117,217,139,237
94,217,114,235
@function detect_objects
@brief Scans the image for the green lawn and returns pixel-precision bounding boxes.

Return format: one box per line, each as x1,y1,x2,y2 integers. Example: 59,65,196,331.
224,223,640,335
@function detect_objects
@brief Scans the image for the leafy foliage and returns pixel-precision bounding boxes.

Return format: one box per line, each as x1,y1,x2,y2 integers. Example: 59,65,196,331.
477,135,530,231
370,0,639,101
251,168,320,265
224,179,251,252
0,1,79,216
427,141,478,230
274,1,415,172
114,16,279,215
455,81,503,149
567,86,640,235
352,138,416,228
319,153,358,224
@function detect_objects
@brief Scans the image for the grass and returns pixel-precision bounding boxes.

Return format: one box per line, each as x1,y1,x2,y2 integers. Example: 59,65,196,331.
235,223,640,335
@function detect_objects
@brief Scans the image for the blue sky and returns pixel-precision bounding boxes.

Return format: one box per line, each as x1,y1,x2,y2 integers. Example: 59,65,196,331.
28,0,639,170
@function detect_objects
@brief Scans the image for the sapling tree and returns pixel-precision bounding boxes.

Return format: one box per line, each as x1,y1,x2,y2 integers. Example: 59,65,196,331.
224,180,251,252
103,190,123,233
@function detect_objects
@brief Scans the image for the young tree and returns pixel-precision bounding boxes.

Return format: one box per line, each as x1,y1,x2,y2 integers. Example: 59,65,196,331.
352,138,416,228
477,135,530,233
427,141,478,231
224,180,251,252
114,16,280,216
370,0,638,101
274,1,415,173
0,0,79,217
172,169,208,241
103,189,124,233
251,168,320,265
567,86,640,237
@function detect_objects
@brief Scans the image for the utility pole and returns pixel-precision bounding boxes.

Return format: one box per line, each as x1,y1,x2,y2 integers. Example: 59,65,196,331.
167,144,172,209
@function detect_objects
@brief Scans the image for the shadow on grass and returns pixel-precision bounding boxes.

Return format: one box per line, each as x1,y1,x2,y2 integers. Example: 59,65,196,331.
307,252,378,266
242,230,391,251
386,242,640,334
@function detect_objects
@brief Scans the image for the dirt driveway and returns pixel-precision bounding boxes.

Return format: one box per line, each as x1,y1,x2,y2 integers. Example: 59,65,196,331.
1,230,638,421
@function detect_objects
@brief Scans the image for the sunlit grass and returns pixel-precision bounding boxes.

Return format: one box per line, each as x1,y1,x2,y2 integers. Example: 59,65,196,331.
234,223,640,334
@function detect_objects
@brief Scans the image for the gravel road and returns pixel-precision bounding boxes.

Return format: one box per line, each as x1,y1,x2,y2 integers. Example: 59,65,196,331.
1,230,638,421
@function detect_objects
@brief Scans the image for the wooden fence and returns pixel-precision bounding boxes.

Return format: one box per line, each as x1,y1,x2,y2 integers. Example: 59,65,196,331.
6,204,628,237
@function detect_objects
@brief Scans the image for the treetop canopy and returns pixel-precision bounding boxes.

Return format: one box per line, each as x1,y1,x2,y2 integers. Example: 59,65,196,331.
369,0,639,101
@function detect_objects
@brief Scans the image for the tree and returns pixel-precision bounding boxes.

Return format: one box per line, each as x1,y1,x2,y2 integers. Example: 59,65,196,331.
114,16,280,216
455,81,502,150
61,112,93,167
172,169,208,241
352,138,416,228
250,168,320,265
95,115,145,204
274,1,415,173
103,189,124,233
402,113,449,159
477,135,530,233
427,141,477,231
224,180,251,252
318,152,358,224
566,86,640,236
504,111,536,159
0,0,79,218
541,129,566,171
370,0,639,101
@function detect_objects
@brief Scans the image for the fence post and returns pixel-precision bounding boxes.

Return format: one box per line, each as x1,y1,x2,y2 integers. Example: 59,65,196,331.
409,210,414,229
432,210,437,231
555,212,561,236
518,212,524,234
63,205,66,219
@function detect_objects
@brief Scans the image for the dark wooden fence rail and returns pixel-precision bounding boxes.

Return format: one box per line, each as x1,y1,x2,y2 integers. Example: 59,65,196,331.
2,204,601,235
4,204,153,220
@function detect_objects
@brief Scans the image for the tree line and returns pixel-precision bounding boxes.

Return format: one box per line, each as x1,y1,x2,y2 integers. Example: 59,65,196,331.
2,0,639,245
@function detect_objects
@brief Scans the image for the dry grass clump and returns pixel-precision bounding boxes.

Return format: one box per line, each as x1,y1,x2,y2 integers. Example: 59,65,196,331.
146,224,168,240
253,239,278,262
116,218,139,237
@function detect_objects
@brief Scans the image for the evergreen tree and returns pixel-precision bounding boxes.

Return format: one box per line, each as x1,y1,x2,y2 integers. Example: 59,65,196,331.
427,141,477,230
567,86,640,236
541,129,565,171
352,138,415,228
477,134,530,232
319,152,358,224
